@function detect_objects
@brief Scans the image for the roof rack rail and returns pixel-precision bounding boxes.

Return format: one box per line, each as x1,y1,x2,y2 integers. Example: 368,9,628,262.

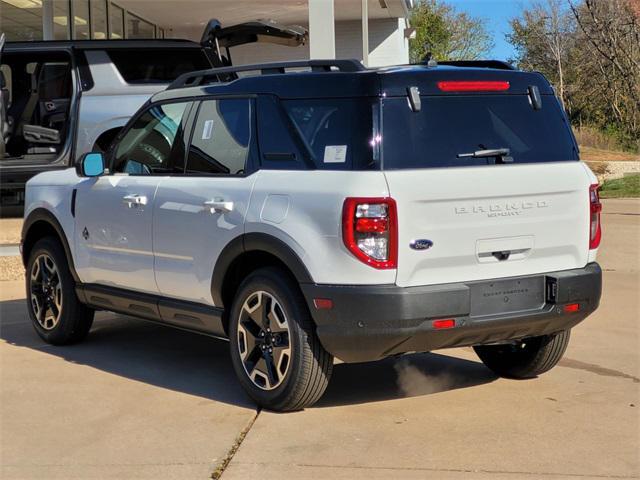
168,59,366,90
438,60,515,70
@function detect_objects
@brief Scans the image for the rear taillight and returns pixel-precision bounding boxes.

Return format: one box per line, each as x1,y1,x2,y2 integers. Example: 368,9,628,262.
342,197,397,269
437,80,510,92
589,183,602,249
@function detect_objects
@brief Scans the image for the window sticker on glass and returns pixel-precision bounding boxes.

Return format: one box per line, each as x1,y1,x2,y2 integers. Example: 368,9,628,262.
324,145,347,163
202,119,214,140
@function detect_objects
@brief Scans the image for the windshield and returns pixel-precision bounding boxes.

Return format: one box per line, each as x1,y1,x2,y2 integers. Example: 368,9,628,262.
381,95,578,169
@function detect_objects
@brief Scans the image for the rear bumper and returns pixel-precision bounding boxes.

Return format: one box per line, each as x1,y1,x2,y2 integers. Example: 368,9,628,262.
301,263,602,363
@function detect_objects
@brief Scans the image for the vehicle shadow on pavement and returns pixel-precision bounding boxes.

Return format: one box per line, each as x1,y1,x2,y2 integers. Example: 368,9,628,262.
0,298,254,408
1,298,497,409
317,352,498,407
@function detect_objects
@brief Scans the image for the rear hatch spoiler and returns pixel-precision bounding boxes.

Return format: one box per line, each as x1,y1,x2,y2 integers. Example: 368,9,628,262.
201,19,307,67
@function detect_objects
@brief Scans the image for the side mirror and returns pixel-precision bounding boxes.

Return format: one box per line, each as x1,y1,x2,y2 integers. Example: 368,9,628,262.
77,152,105,177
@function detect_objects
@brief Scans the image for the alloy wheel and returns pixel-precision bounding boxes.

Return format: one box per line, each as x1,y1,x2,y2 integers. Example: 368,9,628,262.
29,253,63,331
237,291,292,390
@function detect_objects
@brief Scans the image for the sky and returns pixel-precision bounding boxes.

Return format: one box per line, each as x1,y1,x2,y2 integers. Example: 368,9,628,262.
447,0,534,61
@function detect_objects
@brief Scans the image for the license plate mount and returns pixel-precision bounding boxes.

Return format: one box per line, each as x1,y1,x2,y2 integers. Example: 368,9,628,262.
470,276,545,317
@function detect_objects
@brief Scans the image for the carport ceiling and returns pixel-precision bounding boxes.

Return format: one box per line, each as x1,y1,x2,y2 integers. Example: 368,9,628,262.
116,0,407,29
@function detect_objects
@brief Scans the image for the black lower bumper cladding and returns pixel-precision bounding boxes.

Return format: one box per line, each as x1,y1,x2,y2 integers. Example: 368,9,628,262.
301,263,602,363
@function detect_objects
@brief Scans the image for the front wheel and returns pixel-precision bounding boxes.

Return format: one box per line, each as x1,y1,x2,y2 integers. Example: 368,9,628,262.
26,237,94,345
474,330,571,379
229,267,333,411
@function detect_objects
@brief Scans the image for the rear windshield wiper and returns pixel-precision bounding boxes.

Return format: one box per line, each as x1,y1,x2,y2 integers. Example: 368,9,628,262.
457,148,513,163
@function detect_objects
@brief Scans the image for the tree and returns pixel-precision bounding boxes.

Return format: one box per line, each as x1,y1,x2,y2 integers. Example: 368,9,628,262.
507,0,575,111
507,0,640,151
409,0,493,63
569,0,640,145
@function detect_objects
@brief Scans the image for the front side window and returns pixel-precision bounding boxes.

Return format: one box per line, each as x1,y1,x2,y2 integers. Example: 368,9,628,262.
113,102,189,175
186,99,252,175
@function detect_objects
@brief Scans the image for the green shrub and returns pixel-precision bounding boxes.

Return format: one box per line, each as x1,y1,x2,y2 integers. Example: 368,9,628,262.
599,175,640,198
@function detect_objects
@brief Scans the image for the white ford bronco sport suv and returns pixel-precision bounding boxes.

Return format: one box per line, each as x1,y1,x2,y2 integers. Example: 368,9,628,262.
21,59,603,411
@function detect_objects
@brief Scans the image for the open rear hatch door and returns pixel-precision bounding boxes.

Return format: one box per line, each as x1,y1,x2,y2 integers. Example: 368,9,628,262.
201,19,307,67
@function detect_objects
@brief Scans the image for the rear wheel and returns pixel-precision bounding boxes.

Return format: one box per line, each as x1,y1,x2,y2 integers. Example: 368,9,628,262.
26,237,94,345
474,330,571,379
229,267,333,411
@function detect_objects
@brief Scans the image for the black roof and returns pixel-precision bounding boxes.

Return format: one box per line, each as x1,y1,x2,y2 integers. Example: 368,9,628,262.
4,39,202,52
153,60,553,102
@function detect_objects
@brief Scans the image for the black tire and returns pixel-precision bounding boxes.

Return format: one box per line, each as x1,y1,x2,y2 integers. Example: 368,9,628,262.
25,236,94,345
229,267,333,411
474,330,571,379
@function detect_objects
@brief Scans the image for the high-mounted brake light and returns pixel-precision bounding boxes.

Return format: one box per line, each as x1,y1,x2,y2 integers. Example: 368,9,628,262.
342,197,397,269
589,184,602,250
437,81,510,92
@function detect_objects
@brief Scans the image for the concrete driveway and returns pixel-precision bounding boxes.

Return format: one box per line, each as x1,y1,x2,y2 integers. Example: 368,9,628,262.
1,200,638,479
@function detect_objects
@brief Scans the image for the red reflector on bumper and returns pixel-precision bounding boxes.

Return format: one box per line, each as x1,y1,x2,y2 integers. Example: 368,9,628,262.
433,318,455,329
563,303,580,313
313,298,333,310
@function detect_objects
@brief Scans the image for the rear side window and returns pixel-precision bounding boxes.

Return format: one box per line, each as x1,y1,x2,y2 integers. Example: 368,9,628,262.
38,63,72,98
186,99,252,175
382,95,577,169
107,49,210,84
283,98,376,170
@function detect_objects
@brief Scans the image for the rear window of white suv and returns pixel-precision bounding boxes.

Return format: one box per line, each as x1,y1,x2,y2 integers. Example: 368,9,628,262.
107,49,211,84
381,94,578,169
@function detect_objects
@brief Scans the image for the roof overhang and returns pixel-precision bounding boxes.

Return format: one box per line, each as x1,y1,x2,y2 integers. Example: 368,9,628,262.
116,0,411,30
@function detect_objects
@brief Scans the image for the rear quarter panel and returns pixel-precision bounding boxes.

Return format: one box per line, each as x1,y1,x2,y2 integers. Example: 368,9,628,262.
247,170,395,285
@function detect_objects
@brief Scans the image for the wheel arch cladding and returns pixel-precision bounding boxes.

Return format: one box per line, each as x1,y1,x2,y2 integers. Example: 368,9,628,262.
212,233,314,324
22,209,79,283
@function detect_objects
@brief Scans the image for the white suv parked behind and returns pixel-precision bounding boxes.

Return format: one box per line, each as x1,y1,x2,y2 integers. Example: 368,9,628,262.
0,20,305,210
21,59,603,411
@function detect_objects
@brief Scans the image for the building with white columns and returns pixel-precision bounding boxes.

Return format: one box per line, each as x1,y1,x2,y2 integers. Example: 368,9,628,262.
1,0,414,67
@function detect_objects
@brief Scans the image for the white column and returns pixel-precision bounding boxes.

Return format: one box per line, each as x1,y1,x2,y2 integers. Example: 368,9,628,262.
42,0,54,40
308,0,335,59
361,0,369,66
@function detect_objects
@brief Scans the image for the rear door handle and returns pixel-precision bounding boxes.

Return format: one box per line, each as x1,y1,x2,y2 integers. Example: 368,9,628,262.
122,194,148,208
203,199,234,213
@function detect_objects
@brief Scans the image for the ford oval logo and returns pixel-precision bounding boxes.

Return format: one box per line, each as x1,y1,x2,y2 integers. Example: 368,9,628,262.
410,239,433,250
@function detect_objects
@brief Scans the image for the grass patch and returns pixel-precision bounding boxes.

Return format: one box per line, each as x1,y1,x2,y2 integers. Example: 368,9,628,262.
599,175,640,199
